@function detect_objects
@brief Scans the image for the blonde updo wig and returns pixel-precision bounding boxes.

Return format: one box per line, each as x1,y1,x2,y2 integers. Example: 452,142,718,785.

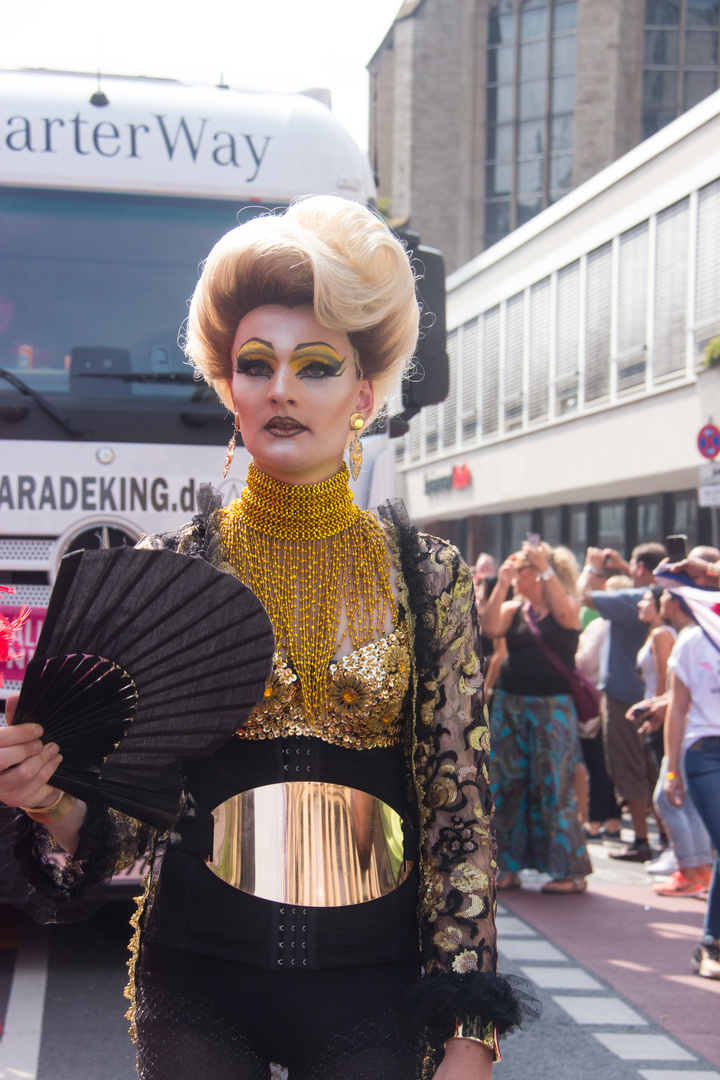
186,195,420,418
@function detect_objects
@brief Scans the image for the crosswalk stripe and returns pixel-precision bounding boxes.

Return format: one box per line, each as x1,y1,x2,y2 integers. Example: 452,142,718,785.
593,1034,697,1061
553,995,648,1025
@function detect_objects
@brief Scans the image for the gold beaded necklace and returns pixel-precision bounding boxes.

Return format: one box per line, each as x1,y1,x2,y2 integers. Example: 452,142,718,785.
218,463,395,714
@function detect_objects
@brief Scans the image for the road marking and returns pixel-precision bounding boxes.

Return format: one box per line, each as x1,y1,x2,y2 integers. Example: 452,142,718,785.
0,922,48,1080
594,1034,697,1061
496,916,537,937
521,965,603,989
638,1072,720,1080
499,939,567,961
554,996,648,1025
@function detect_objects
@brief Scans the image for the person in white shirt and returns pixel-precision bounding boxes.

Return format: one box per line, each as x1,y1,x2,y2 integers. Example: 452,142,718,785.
664,621,720,980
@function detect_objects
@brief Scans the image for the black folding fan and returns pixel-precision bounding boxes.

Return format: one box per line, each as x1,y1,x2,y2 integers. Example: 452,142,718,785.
12,546,274,828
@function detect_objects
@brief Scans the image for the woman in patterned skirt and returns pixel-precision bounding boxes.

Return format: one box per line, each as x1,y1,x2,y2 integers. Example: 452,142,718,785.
482,540,591,894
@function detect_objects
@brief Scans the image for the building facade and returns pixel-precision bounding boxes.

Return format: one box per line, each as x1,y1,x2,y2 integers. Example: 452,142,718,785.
369,0,720,271
392,92,720,565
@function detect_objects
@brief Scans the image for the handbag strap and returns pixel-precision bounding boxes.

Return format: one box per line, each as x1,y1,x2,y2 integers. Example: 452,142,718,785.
523,604,576,684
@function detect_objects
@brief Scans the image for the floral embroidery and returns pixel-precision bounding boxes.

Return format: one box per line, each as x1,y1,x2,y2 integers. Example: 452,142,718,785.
451,948,480,974
433,925,464,952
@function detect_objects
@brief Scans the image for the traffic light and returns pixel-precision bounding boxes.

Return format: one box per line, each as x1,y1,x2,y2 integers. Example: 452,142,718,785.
391,228,449,435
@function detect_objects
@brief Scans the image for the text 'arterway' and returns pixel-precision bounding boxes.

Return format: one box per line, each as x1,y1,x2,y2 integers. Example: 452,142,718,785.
1,113,273,179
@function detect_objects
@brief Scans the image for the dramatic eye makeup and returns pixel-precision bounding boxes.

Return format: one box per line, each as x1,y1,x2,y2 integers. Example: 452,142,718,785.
234,338,277,376
289,343,346,378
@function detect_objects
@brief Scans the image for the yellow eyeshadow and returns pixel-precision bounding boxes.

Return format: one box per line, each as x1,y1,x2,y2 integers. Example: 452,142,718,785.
289,346,345,375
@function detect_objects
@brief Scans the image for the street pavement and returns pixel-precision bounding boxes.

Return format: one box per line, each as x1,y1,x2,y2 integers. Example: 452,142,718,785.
0,828,717,1079
497,832,720,1080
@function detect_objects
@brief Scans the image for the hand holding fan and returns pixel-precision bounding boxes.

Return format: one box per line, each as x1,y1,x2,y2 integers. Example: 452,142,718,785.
12,547,274,828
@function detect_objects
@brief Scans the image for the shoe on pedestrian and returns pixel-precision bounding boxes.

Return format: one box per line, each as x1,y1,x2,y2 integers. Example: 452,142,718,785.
646,849,679,875
698,940,720,980
601,828,622,841
497,870,521,890
583,827,603,843
691,943,703,972
652,869,707,896
609,838,654,862
541,877,587,894
694,864,713,890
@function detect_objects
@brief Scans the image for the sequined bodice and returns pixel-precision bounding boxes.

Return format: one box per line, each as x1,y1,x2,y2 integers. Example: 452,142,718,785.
236,623,411,749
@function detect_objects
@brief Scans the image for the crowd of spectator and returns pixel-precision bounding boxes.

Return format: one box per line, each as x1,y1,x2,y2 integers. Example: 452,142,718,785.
473,541,720,981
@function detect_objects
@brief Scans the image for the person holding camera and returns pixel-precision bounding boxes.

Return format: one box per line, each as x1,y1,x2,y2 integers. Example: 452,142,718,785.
578,543,667,861
482,540,590,894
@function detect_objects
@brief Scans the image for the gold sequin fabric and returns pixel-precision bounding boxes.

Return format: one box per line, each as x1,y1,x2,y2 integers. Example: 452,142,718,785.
236,623,412,749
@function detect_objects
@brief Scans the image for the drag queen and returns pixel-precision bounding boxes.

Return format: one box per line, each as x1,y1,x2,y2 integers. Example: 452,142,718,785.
0,197,528,1078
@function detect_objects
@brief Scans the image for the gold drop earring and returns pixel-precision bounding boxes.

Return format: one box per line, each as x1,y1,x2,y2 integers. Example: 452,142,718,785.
223,412,241,478
348,412,364,480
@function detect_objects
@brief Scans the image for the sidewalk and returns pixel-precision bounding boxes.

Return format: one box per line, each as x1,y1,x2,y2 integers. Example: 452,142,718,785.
500,841,720,1068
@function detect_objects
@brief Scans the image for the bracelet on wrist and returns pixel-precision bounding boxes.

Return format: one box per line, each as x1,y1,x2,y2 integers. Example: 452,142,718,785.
20,791,77,824
665,772,677,781
445,1017,500,1061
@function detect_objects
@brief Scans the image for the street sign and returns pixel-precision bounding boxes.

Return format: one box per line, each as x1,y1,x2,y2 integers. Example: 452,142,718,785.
700,461,720,484
697,423,720,459
699,484,720,507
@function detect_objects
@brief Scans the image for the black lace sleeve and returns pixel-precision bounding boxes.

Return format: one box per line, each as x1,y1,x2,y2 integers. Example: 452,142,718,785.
0,802,152,923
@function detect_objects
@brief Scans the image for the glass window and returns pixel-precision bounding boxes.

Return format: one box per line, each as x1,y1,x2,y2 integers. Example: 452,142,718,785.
519,118,545,154
551,113,574,149
541,507,561,546
551,74,576,112
485,200,511,244
643,68,678,107
645,0,681,24
517,197,543,225
598,501,626,549
486,163,512,196
520,6,548,39
487,84,515,123
672,491,698,545
684,68,718,107
518,158,544,193
684,28,718,63
552,33,577,73
520,40,547,80
489,11,516,45
550,153,573,189
0,188,243,404
569,504,587,562
553,2,578,32
487,123,514,160
637,497,662,541
519,79,546,118
686,0,720,26
641,109,677,138
644,28,681,64
510,512,533,553
488,45,516,83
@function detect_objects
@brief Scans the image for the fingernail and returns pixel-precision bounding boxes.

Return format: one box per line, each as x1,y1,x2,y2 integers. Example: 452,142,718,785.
46,743,59,756
33,726,43,738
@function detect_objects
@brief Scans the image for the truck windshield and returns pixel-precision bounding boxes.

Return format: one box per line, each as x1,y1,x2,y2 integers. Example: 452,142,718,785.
0,188,273,402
